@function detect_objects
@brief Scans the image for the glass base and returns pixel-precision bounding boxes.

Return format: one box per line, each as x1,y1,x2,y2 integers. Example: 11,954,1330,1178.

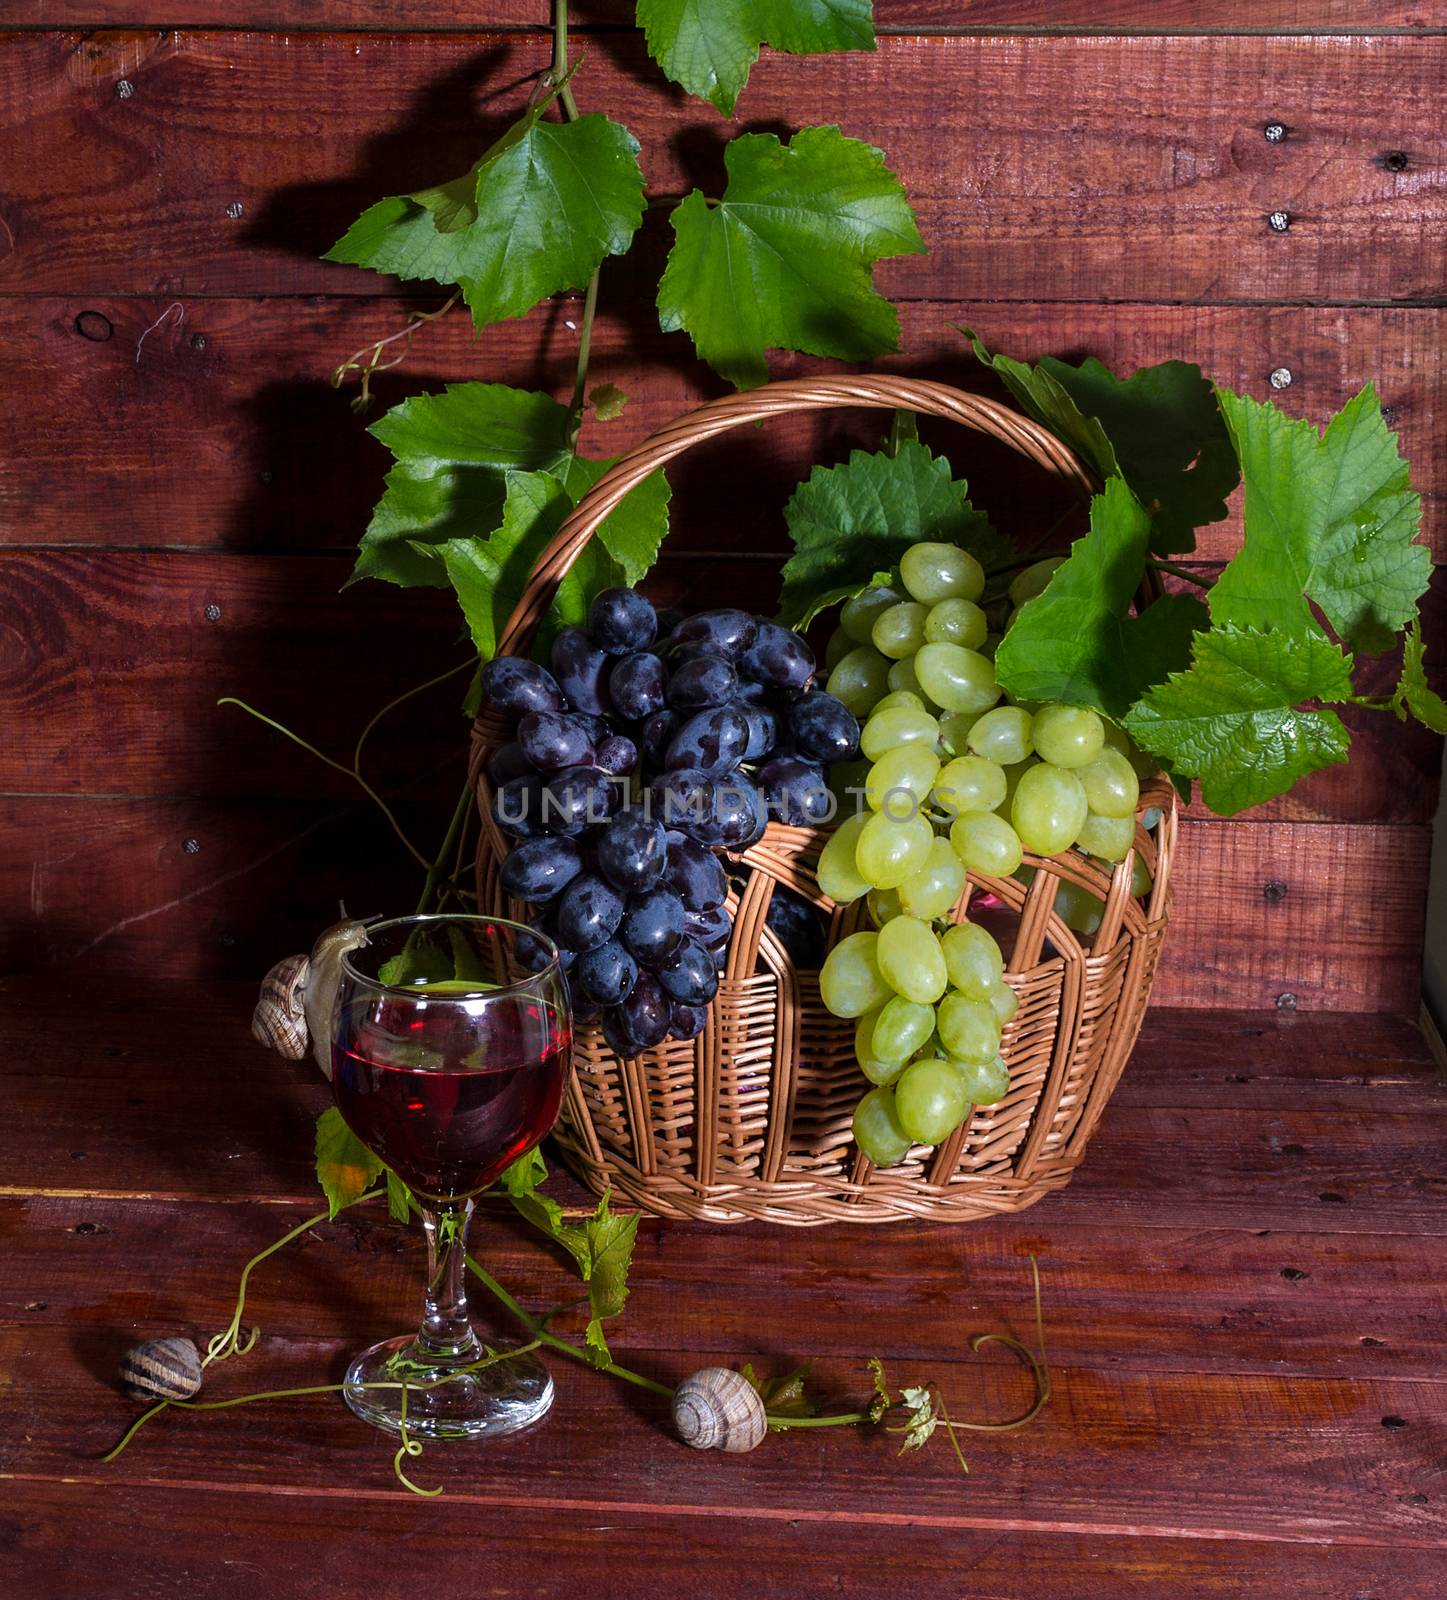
342,1334,554,1441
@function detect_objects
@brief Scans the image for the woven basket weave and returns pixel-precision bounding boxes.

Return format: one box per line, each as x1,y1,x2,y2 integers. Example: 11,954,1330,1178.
470,375,1175,1225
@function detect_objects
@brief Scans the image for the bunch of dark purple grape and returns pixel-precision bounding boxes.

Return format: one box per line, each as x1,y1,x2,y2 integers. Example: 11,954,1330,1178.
481,588,860,1058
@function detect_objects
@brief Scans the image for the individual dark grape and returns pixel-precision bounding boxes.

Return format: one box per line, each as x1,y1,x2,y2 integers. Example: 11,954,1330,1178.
589,588,657,654
664,706,750,777
594,734,638,776
481,657,565,717
694,774,762,848
515,923,561,973
667,654,738,711
609,651,667,721
757,755,833,826
765,884,827,968
597,811,667,895
662,833,727,911
657,938,719,1005
541,766,622,834
551,626,610,715
498,835,585,903
555,874,625,953
735,702,778,761
650,767,714,837
669,1002,709,1041
667,609,757,660
620,886,686,966
640,709,682,769
517,710,595,772
684,903,732,949
733,677,771,705
575,938,638,1006
486,740,533,787
493,774,546,839
740,620,815,692
613,972,673,1053
788,690,861,763
572,712,610,745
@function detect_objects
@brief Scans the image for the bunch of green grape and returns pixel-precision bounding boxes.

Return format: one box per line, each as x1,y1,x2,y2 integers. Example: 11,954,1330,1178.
813,542,1160,1167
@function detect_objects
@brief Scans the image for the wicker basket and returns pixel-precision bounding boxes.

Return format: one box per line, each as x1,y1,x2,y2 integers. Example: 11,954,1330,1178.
470,375,1175,1225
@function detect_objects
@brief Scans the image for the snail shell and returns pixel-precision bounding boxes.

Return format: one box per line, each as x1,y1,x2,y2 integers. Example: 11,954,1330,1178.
302,918,371,1082
120,1336,203,1403
672,1367,768,1453
251,953,309,1059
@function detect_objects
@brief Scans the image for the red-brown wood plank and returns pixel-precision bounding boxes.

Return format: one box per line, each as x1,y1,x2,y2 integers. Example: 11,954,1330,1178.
4,296,1442,563
1,34,1443,305
6,1481,1442,1600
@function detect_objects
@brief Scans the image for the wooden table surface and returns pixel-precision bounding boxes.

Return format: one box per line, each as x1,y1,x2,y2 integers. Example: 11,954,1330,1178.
3,977,1446,1597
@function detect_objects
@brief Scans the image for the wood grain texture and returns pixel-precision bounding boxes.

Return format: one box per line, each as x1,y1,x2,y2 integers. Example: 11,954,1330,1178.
4,296,1443,562
1,33,1443,305
6,1481,1444,1600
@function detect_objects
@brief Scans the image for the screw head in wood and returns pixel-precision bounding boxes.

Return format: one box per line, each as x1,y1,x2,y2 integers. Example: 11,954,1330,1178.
115,79,134,100
1275,991,1298,1011
1268,368,1293,391
1267,211,1291,233
204,603,221,621
1263,122,1287,142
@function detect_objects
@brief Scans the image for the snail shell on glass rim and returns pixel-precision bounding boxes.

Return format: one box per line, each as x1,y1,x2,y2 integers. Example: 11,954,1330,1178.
251,953,309,1059
302,917,372,1082
672,1367,768,1453
120,1336,203,1403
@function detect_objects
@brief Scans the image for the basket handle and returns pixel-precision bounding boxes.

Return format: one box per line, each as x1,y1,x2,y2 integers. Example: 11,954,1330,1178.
494,373,1096,659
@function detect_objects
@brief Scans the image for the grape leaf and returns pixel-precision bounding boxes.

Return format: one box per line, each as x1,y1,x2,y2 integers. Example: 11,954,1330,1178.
385,1169,413,1224
778,441,1006,628
637,0,875,115
968,335,1237,557
1391,619,1447,733
657,125,925,388
315,1107,382,1219
1123,625,1354,815
325,111,645,331
994,476,1207,719
1211,386,1428,655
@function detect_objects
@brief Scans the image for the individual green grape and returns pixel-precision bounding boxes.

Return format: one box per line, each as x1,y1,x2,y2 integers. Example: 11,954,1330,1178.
999,756,1038,813
936,710,981,755
816,811,872,904
871,601,930,660
937,992,1001,1065
949,810,1024,876
923,596,988,650
824,625,855,670
894,1057,969,1144
855,810,936,889
914,643,1001,715
987,983,1019,1027
1077,747,1139,819
871,994,937,1063
876,915,949,1004
1131,855,1153,898
898,836,966,920
852,1086,914,1166
854,1008,885,1061
941,922,1005,999
886,656,929,699
865,745,941,815
871,689,926,714
858,1050,909,1088
933,755,1008,820
900,541,986,604
967,705,1034,767
841,586,904,644
826,645,893,717
952,1055,1010,1105
867,886,903,927
819,931,891,1017
1076,811,1134,862
1053,877,1103,934
860,705,940,762
1101,717,1159,780
1011,762,1089,856
1008,557,1066,609
1031,703,1105,769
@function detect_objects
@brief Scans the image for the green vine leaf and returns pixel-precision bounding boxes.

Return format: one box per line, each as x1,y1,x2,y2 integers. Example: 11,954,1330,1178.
325,111,646,331
315,1107,383,1219
657,125,925,389
637,0,875,115
994,476,1207,720
778,440,1007,628
1391,619,1447,733
1124,624,1355,814
385,1169,413,1224
1211,385,1428,655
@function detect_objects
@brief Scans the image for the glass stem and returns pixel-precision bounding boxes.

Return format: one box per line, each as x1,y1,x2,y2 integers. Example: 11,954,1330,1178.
416,1198,482,1362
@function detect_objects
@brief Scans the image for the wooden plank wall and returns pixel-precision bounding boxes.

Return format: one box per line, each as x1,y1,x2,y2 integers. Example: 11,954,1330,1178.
1,5,1444,1010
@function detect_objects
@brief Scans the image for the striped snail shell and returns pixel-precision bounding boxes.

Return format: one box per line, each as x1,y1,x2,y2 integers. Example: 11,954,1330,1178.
301,917,372,1082
251,953,309,1059
120,1336,203,1403
672,1367,768,1453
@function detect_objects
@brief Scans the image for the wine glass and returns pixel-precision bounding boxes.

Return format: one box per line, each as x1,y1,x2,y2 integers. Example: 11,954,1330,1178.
330,913,571,1441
